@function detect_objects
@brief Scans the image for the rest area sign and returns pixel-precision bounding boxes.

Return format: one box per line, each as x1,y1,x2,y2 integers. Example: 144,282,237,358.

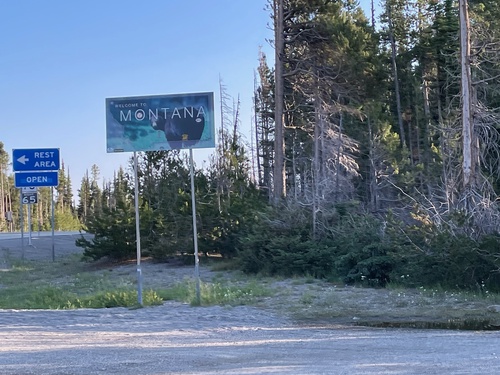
13,148,60,172
13,148,60,188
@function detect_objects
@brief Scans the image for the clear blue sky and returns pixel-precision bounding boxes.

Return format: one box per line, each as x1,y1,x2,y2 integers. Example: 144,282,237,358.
0,0,373,191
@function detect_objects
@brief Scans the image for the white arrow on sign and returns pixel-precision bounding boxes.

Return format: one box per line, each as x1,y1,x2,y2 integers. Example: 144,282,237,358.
17,155,29,165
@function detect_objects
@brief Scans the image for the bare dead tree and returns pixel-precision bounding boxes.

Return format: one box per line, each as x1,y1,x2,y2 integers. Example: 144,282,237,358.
273,0,286,201
460,0,475,190
382,0,500,239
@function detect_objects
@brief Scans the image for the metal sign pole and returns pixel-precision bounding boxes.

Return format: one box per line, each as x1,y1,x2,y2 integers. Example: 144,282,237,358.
133,152,143,306
12,148,60,260
104,94,215,306
27,203,32,247
20,189,24,260
51,186,55,261
190,149,201,305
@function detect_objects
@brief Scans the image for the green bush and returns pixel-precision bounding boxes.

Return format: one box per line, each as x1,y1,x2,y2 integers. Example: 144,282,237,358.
238,234,335,278
331,214,396,286
237,204,337,278
76,203,137,261
235,204,500,292
197,188,267,259
392,232,500,292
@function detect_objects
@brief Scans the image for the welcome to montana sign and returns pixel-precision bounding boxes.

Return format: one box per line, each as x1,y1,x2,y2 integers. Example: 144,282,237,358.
106,92,215,152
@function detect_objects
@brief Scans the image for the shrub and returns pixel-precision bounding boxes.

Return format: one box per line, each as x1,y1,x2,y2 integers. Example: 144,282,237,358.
238,234,335,278
331,215,396,286
237,204,337,278
76,203,137,261
393,232,500,292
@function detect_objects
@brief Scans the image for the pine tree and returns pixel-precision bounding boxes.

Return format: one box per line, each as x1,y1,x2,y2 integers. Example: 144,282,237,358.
77,171,91,223
90,164,102,217
0,143,12,231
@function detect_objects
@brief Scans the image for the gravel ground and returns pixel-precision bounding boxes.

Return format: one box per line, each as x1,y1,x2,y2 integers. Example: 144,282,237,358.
1,233,500,374
1,304,500,375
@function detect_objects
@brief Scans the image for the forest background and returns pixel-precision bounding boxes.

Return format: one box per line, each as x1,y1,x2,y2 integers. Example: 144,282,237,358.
1,0,500,292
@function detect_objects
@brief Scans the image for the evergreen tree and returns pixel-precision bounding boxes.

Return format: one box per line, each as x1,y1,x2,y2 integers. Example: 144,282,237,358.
0,143,12,232
90,164,102,217
51,0,500,288
201,83,263,257
77,171,91,223
254,50,275,198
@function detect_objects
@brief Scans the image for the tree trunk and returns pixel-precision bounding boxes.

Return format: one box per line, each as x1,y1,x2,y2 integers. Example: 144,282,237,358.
273,0,286,202
292,130,298,201
422,79,432,175
336,110,344,201
459,0,475,189
368,114,379,211
252,73,261,185
0,167,4,231
388,6,406,147
313,89,321,240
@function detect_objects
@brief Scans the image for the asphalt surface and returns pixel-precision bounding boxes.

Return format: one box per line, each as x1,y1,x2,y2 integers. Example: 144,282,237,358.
1,232,500,374
0,231,85,262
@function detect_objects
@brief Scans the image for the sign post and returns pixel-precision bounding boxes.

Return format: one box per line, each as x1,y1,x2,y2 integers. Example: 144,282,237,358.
21,187,38,247
133,152,143,305
19,189,24,259
106,92,215,306
189,148,201,303
13,148,60,259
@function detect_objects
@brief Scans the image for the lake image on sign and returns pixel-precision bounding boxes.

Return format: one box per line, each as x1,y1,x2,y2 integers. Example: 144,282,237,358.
106,92,215,153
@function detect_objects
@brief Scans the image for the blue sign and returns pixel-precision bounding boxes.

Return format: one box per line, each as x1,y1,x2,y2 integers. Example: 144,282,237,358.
106,92,215,152
15,171,59,188
12,148,60,172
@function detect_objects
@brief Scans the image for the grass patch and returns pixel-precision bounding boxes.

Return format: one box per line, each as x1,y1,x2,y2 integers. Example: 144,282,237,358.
0,285,162,309
157,279,272,306
65,289,163,309
299,291,316,305
0,256,161,309
291,276,315,286
0,255,272,310
205,258,240,272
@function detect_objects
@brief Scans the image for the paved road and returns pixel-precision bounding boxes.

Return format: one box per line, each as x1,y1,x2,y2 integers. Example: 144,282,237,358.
0,230,83,240
0,231,86,261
